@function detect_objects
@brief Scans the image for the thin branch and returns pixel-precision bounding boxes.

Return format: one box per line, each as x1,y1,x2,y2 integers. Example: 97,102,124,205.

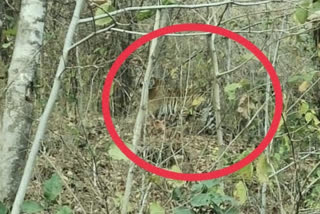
138,182,152,214
262,15,286,214
269,153,312,178
301,176,320,196
108,26,293,37
210,102,266,171
79,0,284,24
286,76,320,114
216,3,230,26
109,27,209,36
68,24,116,51
281,113,302,214
300,161,320,195
217,57,253,78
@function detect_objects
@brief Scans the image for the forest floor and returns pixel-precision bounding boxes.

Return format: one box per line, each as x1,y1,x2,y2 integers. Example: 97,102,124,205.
24,113,300,213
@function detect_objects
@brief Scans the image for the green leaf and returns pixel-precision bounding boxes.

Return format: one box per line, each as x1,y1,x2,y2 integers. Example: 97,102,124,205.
213,194,238,206
56,206,72,214
298,81,310,92
295,7,308,24
239,79,250,89
95,2,115,26
200,179,220,188
233,181,247,205
43,173,63,201
294,0,311,24
172,187,182,201
167,165,185,187
237,149,251,160
224,83,242,100
299,101,309,115
289,71,317,84
149,202,165,214
191,183,206,194
21,201,44,213
311,1,320,13
149,174,162,185
313,115,320,125
191,180,220,195
301,71,317,82
167,165,186,187
4,27,17,37
288,75,302,83
190,193,211,207
108,143,133,161
174,207,195,214
256,154,270,183
236,163,253,180
305,112,314,123
234,150,253,180
136,10,154,21
0,202,7,214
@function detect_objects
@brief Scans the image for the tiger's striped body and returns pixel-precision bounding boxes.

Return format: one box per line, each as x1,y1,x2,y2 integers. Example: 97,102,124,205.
147,78,216,133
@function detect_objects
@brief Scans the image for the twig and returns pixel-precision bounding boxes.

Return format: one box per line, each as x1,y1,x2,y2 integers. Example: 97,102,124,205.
282,114,302,214
108,27,292,37
269,154,312,178
79,0,284,24
138,182,152,214
217,57,253,78
300,161,320,195
261,15,286,214
286,76,320,114
210,101,266,171
301,176,320,196
68,24,115,51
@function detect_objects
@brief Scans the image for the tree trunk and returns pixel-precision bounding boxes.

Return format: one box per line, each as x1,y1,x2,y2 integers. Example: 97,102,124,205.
0,0,3,38
0,0,46,202
121,7,165,214
0,0,4,124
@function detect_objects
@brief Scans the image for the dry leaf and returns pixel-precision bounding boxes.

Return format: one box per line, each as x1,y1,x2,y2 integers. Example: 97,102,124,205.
298,81,309,93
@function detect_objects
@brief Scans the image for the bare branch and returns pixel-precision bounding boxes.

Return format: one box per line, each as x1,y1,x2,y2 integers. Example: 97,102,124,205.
79,0,284,24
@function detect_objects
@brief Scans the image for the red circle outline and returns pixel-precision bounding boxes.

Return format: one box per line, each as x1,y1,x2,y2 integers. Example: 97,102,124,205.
101,24,283,181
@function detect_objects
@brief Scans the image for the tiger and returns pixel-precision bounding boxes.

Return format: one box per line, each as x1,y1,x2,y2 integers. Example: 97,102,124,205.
147,78,216,134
